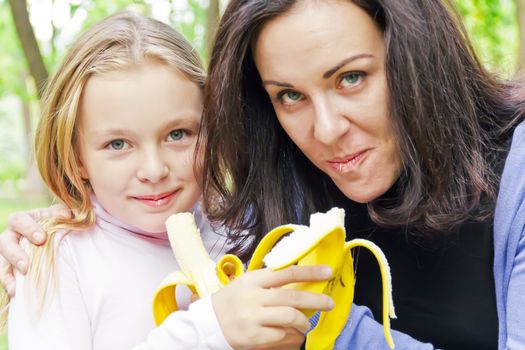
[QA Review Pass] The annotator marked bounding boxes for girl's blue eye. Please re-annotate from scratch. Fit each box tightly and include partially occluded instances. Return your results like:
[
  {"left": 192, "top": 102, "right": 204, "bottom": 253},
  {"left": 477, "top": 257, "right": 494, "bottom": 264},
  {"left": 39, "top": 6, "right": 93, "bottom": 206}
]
[
  {"left": 168, "top": 129, "right": 185, "bottom": 141},
  {"left": 108, "top": 139, "right": 128, "bottom": 150},
  {"left": 339, "top": 72, "right": 364, "bottom": 88}
]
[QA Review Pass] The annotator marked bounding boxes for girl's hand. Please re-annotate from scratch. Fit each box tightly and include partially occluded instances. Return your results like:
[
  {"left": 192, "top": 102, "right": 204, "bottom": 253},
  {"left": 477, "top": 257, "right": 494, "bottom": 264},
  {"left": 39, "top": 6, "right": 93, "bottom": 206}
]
[
  {"left": 0, "top": 204, "right": 71, "bottom": 296},
  {"left": 212, "top": 264, "right": 334, "bottom": 350}
]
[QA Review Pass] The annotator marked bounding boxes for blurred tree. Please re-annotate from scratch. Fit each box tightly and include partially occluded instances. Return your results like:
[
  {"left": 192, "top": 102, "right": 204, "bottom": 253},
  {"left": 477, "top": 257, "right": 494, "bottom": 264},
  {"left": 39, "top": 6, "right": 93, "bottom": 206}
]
[
  {"left": 3, "top": 0, "right": 47, "bottom": 196},
  {"left": 7, "top": 0, "right": 47, "bottom": 98},
  {"left": 206, "top": 0, "right": 220, "bottom": 59}
]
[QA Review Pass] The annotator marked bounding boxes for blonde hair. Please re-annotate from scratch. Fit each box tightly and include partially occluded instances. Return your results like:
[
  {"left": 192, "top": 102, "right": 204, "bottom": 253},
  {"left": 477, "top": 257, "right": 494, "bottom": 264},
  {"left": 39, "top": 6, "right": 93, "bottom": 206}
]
[{"left": 0, "top": 11, "right": 205, "bottom": 328}]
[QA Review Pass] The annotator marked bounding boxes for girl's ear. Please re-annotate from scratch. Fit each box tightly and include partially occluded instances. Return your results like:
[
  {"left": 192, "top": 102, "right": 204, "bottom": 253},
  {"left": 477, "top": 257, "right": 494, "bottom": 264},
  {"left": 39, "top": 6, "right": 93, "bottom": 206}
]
[
  {"left": 77, "top": 155, "right": 89, "bottom": 180},
  {"left": 79, "top": 164, "right": 89, "bottom": 180},
  {"left": 75, "top": 140, "right": 89, "bottom": 180}
]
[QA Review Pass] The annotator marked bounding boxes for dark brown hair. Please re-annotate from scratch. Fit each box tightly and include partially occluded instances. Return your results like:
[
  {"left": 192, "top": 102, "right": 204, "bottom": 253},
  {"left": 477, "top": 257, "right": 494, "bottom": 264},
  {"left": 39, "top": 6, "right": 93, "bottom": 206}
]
[{"left": 200, "top": 0, "right": 525, "bottom": 260}]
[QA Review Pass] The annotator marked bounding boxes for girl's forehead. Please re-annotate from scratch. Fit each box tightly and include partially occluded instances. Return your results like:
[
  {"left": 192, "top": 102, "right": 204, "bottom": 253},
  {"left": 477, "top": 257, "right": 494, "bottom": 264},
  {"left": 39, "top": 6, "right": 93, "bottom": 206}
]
[{"left": 79, "top": 61, "right": 203, "bottom": 134}]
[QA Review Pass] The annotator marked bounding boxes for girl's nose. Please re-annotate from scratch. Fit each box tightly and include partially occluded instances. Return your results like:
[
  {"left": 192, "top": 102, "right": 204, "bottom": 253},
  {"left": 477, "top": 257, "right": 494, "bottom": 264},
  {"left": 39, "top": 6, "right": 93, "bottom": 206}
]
[{"left": 137, "top": 150, "right": 169, "bottom": 183}]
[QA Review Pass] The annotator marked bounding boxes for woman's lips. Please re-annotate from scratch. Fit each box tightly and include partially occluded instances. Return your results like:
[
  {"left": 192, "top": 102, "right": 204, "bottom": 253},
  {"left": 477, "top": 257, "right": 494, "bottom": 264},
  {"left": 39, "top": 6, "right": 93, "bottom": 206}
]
[
  {"left": 131, "top": 190, "right": 179, "bottom": 208},
  {"left": 327, "top": 149, "right": 370, "bottom": 173}
]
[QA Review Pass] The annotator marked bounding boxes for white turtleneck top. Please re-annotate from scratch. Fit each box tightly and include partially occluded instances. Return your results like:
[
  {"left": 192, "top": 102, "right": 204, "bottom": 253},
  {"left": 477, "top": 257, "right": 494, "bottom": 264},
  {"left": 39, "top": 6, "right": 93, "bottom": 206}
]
[{"left": 8, "top": 200, "right": 234, "bottom": 350}]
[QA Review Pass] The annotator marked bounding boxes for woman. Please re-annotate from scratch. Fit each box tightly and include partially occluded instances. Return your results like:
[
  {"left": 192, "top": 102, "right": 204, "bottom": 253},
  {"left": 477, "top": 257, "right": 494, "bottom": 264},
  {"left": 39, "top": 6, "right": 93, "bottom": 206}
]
[
  {"left": 3, "top": 0, "right": 525, "bottom": 348},
  {"left": 199, "top": 0, "right": 524, "bottom": 349}
]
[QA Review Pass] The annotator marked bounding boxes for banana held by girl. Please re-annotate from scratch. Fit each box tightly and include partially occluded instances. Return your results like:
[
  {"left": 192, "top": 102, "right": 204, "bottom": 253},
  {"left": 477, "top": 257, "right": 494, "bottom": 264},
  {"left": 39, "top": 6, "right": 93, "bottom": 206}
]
[{"left": 152, "top": 208, "right": 396, "bottom": 349}]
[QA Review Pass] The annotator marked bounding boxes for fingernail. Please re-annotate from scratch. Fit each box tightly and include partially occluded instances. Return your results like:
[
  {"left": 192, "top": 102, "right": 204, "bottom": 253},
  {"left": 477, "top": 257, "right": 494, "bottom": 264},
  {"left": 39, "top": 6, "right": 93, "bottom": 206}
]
[
  {"left": 6, "top": 283, "right": 15, "bottom": 297},
  {"left": 320, "top": 266, "right": 332, "bottom": 278},
  {"left": 328, "top": 297, "right": 334, "bottom": 309},
  {"left": 34, "top": 232, "right": 45, "bottom": 242},
  {"left": 16, "top": 260, "right": 28, "bottom": 273}
]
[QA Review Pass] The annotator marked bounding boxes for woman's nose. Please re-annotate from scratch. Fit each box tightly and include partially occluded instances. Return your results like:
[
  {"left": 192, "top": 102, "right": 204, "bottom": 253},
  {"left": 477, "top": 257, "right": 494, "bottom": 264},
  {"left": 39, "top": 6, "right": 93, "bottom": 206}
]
[{"left": 312, "top": 97, "right": 350, "bottom": 145}]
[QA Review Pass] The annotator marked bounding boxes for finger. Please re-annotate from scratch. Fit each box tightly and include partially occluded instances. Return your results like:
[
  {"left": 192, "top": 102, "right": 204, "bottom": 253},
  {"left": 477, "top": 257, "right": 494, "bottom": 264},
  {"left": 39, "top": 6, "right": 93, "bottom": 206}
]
[
  {"left": 262, "top": 288, "right": 334, "bottom": 312},
  {"left": 0, "top": 231, "right": 30, "bottom": 273},
  {"left": 257, "top": 265, "right": 332, "bottom": 289},
  {"left": 258, "top": 307, "right": 311, "bottom": 333},
  {"left": 7, "top": 211, "right": 46, "bottom": 245},
  {"left": 0, "top": 257, "right": 17, "bottom": 297},
  {"left": 190, "top": 293, "right": 200, "bottom": 303},
  {"left": 47, "top": 204, "right": 72, "bottom": 219},
  {"left": 4, "top": 270, "right": 16, "bottom": 297}
]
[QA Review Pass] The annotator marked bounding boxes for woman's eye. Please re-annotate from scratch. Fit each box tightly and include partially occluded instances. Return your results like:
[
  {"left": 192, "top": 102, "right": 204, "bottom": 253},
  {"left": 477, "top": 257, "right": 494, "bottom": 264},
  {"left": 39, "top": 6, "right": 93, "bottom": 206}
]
[
  {"left": 279, "top": 90, "right": 304, "bottom": 105},
  {"left": 339, "top": 72, "right": 365, "bottom": 88},
  {"left": 107, "top": 139, "right": 129, "bottom": 150},
  {"left": 167, "top": 129, "right": 185, "bottom": 141}
]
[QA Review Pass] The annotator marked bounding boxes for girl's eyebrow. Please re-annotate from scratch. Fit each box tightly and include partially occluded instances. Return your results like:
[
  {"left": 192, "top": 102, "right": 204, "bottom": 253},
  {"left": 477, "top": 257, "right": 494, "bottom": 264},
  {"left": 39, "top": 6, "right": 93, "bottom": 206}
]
[
  {"left": 90, "top": 128, "right": 130, "bottom": 137},
  {"left": 323, "top": 53, "right": 375, "bottom": 79}
]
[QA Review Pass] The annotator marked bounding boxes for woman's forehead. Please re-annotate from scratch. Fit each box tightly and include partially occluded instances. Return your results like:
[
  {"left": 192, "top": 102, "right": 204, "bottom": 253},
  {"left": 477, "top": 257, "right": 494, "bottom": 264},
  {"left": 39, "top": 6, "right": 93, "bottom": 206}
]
[{"left": 253, "top": 0, "right": 383, "bottom": 79}]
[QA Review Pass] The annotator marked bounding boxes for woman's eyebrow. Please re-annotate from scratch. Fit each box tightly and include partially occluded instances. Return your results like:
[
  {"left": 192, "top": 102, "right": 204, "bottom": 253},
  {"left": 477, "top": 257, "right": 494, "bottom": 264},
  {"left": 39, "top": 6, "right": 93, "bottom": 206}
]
[
  {"left": 323, "top": 53, "right": 375, "bottom": 79},
  {"left": 262, "top": 80, "right": 294, "bottom": 88}
]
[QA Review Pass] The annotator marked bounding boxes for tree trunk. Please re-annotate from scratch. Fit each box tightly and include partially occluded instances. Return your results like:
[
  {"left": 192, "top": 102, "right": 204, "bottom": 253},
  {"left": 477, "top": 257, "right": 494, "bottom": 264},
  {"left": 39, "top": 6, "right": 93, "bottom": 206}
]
[
  {"left": 516, "top": 0, "right": 525, "bottom": 76},
  {"left": 8, "top": 0, "right": 48, "bottom": 98},
  {"left": 206, "top": 0, "right": 220, "bottom": 60}
]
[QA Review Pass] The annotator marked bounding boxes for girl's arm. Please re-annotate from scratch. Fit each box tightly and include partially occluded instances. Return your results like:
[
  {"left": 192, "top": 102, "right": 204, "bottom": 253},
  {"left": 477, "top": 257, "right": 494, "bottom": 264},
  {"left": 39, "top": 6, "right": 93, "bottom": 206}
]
[
  {"left": 135, "top": 265, "right": 334, "bottom": 350},
  {"left": 7, "top": 236, "right": 92, "bottom": 350}
]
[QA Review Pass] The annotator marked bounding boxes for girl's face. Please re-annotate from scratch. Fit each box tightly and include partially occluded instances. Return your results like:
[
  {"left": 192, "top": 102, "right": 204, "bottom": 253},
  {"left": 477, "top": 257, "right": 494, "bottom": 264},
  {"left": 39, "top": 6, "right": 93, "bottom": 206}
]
[
  {"left": 254, "top": 0, "right": 402, "bottom": 203},
  {"left": 77, "top": 61, "right": 203, "bottom": 233}
]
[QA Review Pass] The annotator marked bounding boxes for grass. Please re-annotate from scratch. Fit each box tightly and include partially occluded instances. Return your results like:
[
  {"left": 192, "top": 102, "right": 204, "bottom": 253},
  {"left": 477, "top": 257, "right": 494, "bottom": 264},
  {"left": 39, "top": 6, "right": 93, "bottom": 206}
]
[{"left": 0, "top": 195, "right": 50, "bottom": 350}]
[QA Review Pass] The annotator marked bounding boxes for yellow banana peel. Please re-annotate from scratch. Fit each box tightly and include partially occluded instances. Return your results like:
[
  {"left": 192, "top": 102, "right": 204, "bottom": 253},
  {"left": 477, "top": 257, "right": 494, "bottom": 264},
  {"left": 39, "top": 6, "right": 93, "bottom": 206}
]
[{"left": 152, "top": 208, "right": 396, "bottom": 349}]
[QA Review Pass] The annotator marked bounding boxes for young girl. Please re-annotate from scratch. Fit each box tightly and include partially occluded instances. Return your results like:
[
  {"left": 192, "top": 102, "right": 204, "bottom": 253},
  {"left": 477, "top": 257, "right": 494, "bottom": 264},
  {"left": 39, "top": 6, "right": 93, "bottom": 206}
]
[{"left": 1, "top": 11, "right": 333, "bottom": 350}]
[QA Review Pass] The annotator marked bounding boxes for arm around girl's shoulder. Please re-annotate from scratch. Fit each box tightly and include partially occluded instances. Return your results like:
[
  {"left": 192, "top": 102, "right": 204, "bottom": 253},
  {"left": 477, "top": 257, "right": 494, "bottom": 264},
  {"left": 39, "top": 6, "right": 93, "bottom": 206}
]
[{"left": 494, "top": 120, "right": 525, "bottom": 349}]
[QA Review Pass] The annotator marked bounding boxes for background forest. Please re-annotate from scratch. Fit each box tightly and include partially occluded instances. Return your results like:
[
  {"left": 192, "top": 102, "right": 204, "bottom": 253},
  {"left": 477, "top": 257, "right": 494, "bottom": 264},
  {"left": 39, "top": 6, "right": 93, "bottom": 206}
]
[{"left": 0, "top": 0, "right": 524, "bottom": 346}]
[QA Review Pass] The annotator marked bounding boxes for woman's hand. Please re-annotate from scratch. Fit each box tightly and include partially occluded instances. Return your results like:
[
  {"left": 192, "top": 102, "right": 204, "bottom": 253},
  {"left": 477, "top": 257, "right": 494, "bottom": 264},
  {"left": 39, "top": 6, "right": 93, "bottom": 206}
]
[
  {"left": 0, "top": 204, "right": 71, "bottom": 296},
  {"left": 212, "top": 264, "right": 334, "bottom": 350}
]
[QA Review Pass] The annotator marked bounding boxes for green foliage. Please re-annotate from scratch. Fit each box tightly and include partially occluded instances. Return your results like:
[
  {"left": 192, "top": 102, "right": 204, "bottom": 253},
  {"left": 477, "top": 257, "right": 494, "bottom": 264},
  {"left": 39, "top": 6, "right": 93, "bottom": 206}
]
[
  {"left": 455, "top": 0, "right": 519, "bottom": 76},
  {"left": 172, "top": 0, "right": 209, "bottom": 61}
]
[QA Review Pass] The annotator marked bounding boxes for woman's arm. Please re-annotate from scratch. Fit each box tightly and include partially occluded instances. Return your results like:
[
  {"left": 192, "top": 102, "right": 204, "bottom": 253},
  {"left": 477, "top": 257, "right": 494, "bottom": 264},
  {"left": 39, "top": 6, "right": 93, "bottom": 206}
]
[
  {"left": 334, "top": 305, "right": 437, "bottom": 350},
  {"left": 506, "top": 229, "right": 525, "bottom": 348},
  {"left": 0, "top": 205, "right": 70, "bottom": 295},
  {"left": 494, "top": 120, "right": 525, "bottom": 349}
]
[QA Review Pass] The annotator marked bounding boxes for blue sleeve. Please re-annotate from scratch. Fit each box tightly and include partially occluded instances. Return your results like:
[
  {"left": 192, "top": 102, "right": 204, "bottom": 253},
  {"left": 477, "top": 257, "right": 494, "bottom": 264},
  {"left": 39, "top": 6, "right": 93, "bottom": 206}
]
[
  {"left": 494, "top": 121, "right": 525, "bottom": 349},
  {"left": 333, "top": 305, "right": 438, "bottom": 350},
  {"left": 506, "top": 227, "right": 525, "bottom": 348}
]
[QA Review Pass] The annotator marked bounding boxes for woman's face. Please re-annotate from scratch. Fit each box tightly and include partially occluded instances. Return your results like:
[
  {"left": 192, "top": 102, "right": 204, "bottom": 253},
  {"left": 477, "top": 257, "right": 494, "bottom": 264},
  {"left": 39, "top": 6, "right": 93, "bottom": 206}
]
[{"left": 253, "top": 0, "right": 402, "bottom": 203}]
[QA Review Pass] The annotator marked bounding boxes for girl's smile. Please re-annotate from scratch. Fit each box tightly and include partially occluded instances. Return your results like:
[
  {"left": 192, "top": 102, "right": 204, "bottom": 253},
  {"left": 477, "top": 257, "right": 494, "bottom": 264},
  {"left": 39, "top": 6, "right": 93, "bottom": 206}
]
[{"left": 130, "top": 189, "right": 181, "bottom": 209}]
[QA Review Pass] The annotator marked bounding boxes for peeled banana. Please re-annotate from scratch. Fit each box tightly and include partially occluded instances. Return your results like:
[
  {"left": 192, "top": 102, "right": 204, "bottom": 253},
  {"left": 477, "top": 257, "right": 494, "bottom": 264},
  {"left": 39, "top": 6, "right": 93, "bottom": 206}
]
[{"left": 152, "top": 208, "right": 396, "bottom": 349}]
